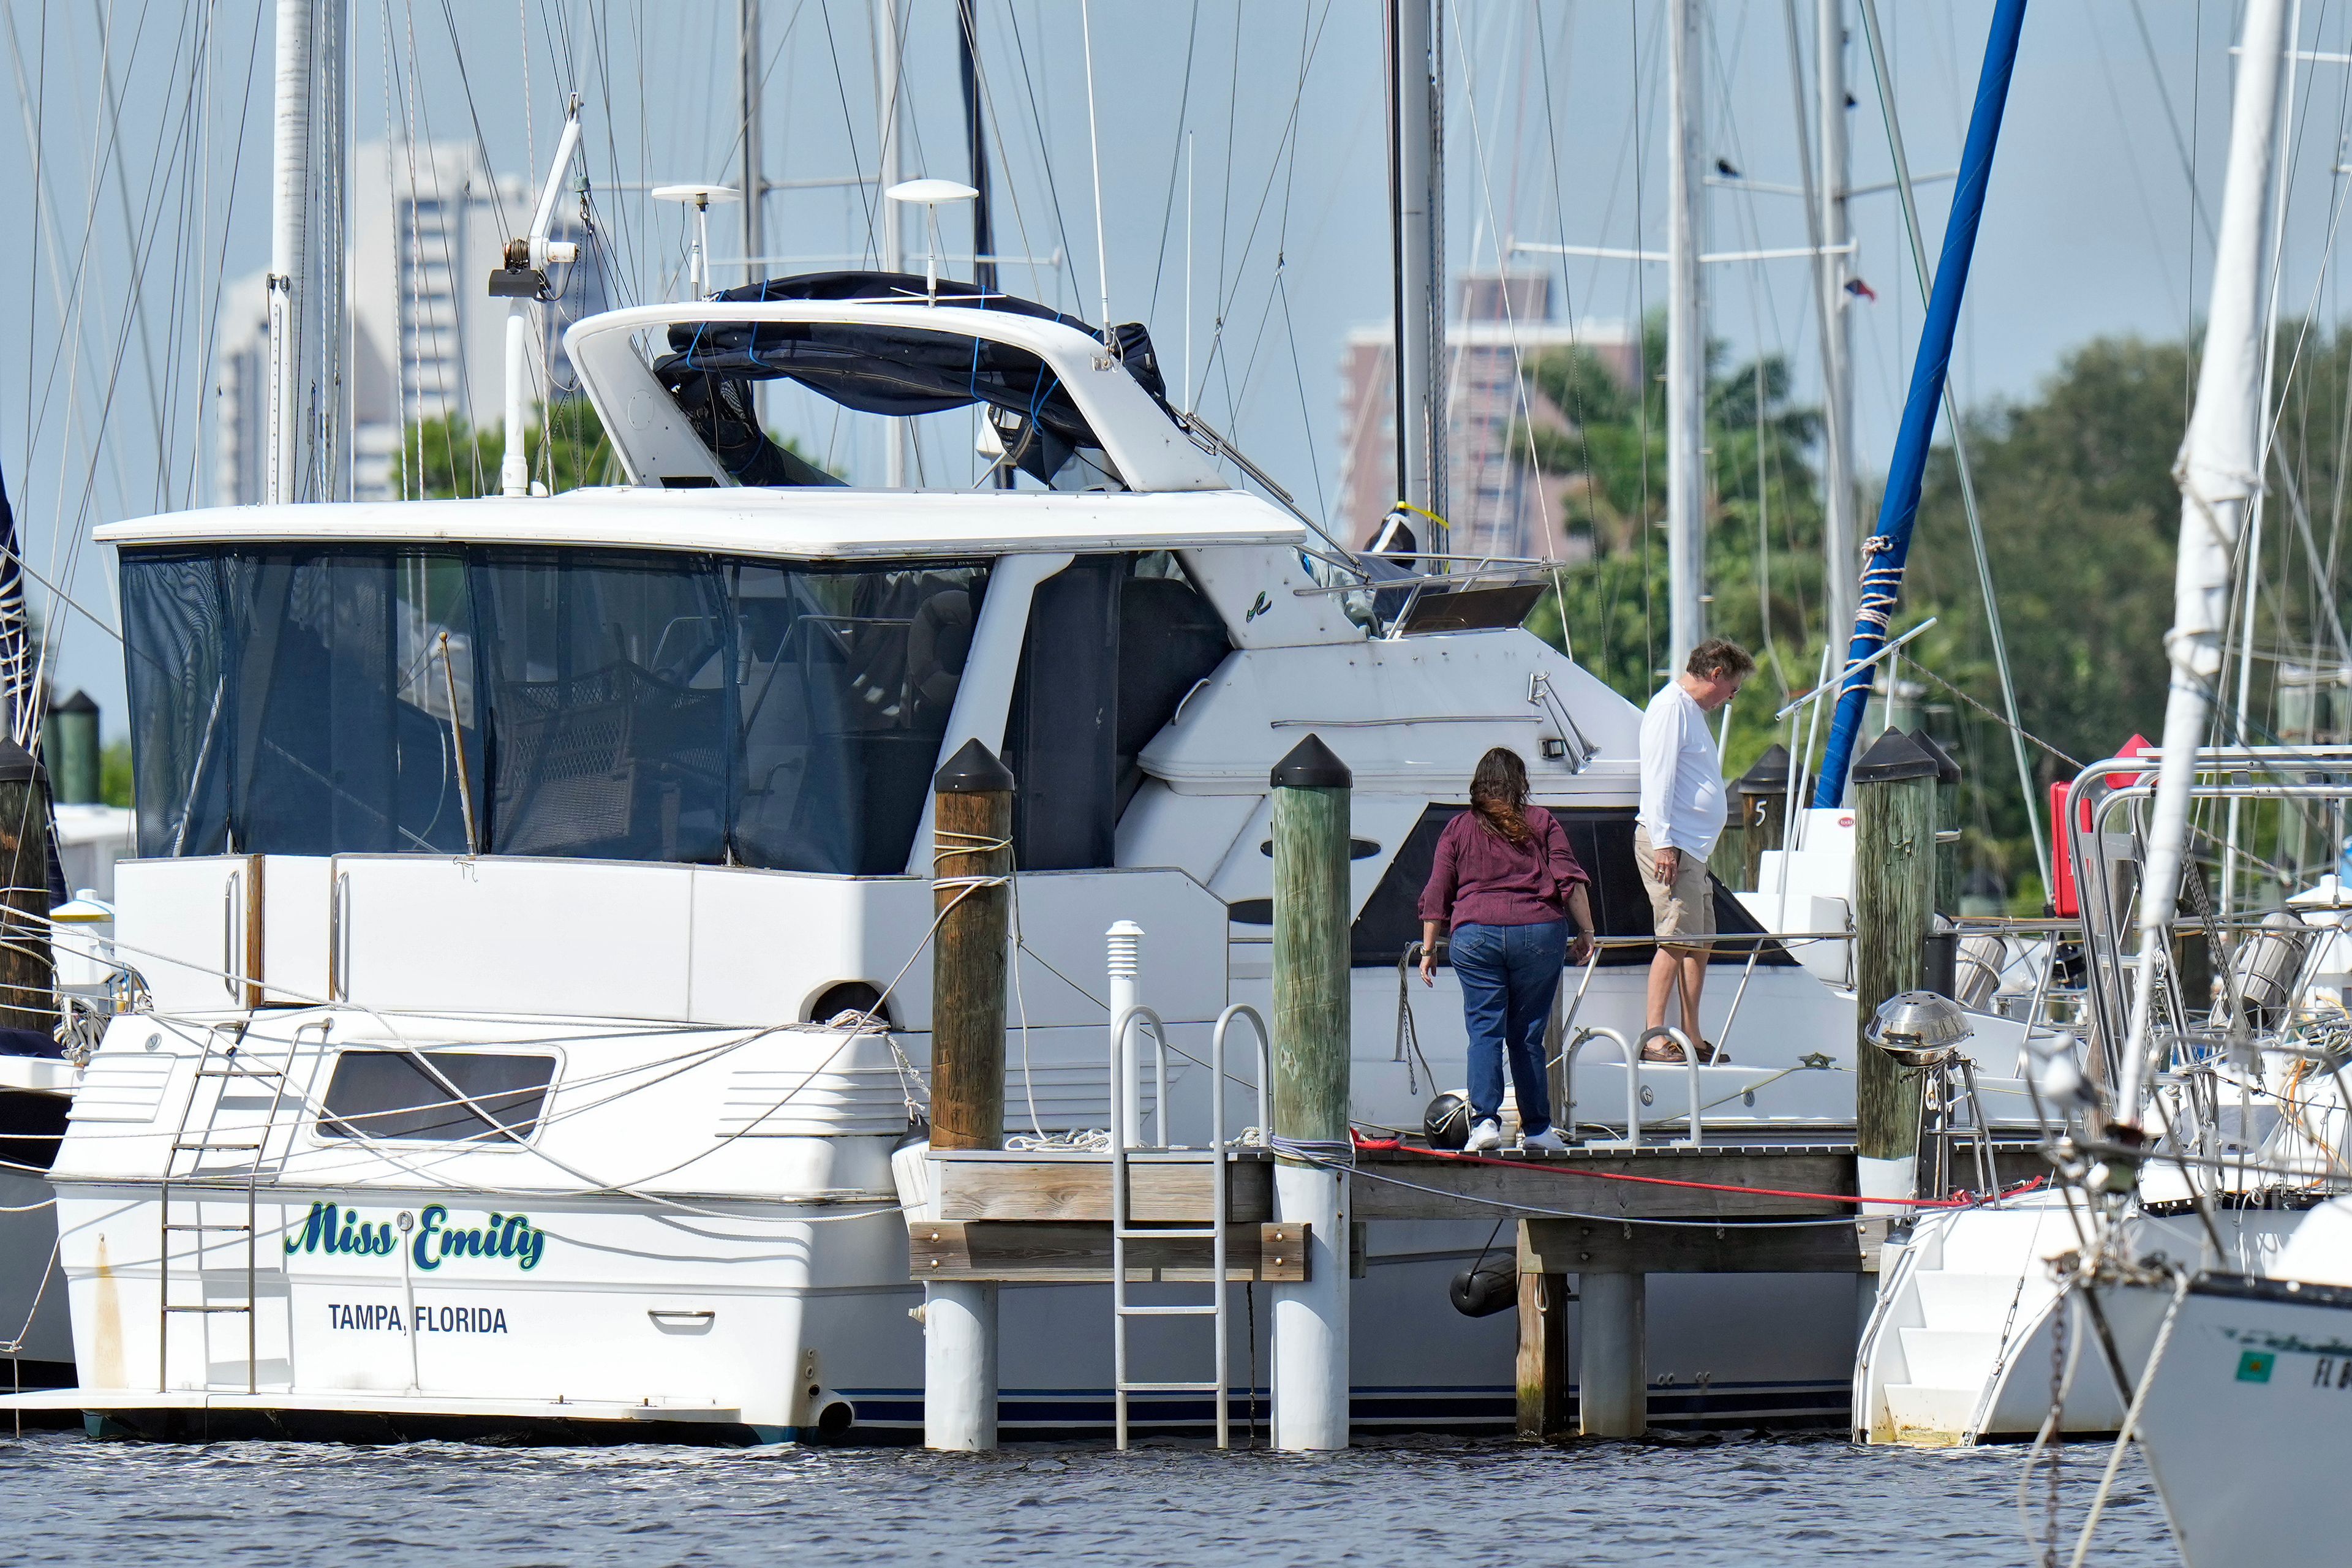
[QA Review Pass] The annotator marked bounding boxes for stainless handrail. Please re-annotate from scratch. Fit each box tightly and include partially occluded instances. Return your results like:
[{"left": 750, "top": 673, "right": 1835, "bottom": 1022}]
[
  {"left": 1643, "top": 1025, "right": 1707, "bottom": 1148},
  {"left": 1112, "top": 1005, "right": 1173, "bottom": 1149},
  {"left": 1212, "top": 1004, "right": 1272, "bottom": 1145},
  {"left": 1562, "top": 1025, "right": 1643, "bottom": 1150}
]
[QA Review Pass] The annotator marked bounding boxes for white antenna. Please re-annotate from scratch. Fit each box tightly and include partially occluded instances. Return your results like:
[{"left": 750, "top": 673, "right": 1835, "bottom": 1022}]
[
  {"left": 1079, "top": 0, "right": 1113, "bottom": 337},
  {"left": 652, "top": 184, "right": 743, "bottom": 301},
  {"left": 886, "top": 178, "right": 979, "bottom": 301},
  {"left": 1185, "top": 132, "right": 1194, "bottom": 411}
]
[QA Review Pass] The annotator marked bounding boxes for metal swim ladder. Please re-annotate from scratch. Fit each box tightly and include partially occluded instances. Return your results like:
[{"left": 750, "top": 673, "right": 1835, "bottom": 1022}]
[
  {"left": 156, "top": 1018, "right": 308, "bottom": 1393},
  {"left": 1107, "top": 1003, "right": 1268, "bottom": 1451}
]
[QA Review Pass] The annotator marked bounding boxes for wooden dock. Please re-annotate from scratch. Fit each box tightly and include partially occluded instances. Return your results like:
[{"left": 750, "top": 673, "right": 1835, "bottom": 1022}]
[{"left": 921, "top": 1139, "right": 2048, "bottom": 1436}]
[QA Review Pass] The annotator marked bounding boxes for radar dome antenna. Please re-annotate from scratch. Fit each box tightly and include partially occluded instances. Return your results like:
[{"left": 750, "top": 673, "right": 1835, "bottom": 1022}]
[
  {"left": 650, "top": 184, "right": 743, "bottom": 302},
  {"left": 886, "top": 179, "right": 980, "bottom": 303}
]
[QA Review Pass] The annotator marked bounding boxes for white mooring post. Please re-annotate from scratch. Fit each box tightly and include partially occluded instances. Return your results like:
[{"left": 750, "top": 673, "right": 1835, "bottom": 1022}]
[
  {"left": 923, "top": 1283, "right": 998, "bottom": 1451},
  {"left": 1269, "top": 735, "right": 1352, "bottom": 1450},
  {"left": 1578, "top": 1272, "right": 1647, "bottom": 1438}
]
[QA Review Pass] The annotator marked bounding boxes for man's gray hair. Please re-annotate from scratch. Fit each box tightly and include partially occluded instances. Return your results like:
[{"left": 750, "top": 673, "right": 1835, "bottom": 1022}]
[{"left": 1686, "top": 637, "right": 1756, "bottom": 682}]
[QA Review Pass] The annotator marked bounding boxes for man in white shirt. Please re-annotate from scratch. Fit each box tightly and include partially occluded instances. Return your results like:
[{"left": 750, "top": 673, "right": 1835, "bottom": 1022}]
[{"left": 1636, "top": 637, "right": 1755, "bottom": 1060}]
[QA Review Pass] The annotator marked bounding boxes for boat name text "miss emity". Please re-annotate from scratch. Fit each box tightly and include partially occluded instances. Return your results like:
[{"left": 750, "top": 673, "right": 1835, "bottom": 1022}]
[{"left": 284, "top": 1202, "right": 550, "bottom": 1270}]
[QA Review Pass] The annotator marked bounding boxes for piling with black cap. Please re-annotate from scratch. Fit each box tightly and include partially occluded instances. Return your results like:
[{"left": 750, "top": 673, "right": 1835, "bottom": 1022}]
[
  {"left": 1910, "top": 729, "right": 1963, "bottom": 914},
  {"left": 44, "top": 690, "right": 99, "bottom": 806},
  {"left": 1851, "top": 729, "right": 1939, "bottom": 1209},
  {"left": 924, "top": 737, "right": 1014, "bottom": 1453},
  {"left": 1270, "top": 733, "right": 1351, "bottom": 1451},
  {"left": 1721, "top": 742, "right": 1796, "bottom": 891},
  {"left": 0, "top": 737, "right": 53, "bottom": 1046}
]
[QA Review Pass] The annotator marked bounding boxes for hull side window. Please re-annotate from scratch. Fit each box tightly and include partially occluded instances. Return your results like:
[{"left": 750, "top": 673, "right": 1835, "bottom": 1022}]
[{"left": 319, "top": 1050, "right": 556, "bottom": 1142}]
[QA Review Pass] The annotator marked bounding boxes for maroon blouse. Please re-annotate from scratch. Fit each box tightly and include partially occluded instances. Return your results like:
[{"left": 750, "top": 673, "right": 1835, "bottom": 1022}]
[{"left": 1417, "top": 805, "right": 1590, "bottom": 932}]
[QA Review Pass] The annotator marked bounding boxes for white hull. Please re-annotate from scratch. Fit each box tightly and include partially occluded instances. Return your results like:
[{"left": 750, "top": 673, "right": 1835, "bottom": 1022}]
[
  {"left": 1856, "top": 1191, "right": 2301, "bottom": 1446},
  {"left": 2097, "top": 1271, "right": 2352, "bottom": 1567},
  {"left": 28, "top": 1159, "right": 1861, "bottom": 1442}
]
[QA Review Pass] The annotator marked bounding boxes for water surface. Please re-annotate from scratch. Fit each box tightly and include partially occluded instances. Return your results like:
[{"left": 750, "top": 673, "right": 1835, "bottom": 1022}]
[{"left": 0, "top": 1429, "right": 2177, "bottom": 1566}]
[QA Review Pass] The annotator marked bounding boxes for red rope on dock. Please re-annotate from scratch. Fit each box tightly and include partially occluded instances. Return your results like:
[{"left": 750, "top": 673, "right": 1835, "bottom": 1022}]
[{"left": 1346, "top": 1129, "right": 2046, "bottom": 1210}]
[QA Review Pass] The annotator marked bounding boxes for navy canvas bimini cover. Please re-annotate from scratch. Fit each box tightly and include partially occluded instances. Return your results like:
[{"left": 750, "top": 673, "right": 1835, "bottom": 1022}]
[{"left": 654, "top": 271, "right": 1173, "bottom": 486}]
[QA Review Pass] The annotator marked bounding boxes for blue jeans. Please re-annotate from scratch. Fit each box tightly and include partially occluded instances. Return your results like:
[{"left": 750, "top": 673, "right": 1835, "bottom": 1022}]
[{"left": 1451, "top": 919, "right": 1567, "bottom": 1134}]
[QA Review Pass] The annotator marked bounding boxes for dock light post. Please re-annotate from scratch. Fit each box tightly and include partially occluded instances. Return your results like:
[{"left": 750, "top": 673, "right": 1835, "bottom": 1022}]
[
  {"left": 924, "top": 739, "right": 1014, "bottom": 1452},
  {"left": 1852, "top": 729, "right": 1939, "bottom": 1213},
  {"left": 1270, "top": 734, "right": 1352, "bottom": 1451}
]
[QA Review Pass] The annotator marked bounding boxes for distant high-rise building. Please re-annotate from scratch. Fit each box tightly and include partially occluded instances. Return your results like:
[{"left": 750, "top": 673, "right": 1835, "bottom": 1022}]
[
  {"left": 1336, "top": 271, "right": 1635, "bottom": 562},
  {"left": 214, "top": 140, "right": 609, "bottom": 505}
]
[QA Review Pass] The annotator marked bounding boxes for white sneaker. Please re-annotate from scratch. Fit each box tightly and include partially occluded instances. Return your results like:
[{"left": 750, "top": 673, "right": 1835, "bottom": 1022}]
[
  {"left": 1464, "top": 1118, "right": 1504, "bottom": 1153},
  {"left": 1520, "top": 1126, "right": 1568, "bottom": 1153}
]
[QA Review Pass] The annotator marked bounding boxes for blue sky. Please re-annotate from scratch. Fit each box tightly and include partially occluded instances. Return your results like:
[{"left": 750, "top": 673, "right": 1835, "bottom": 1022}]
[{"left": 0, "top": 1, "right": 2332, "bottom": 731}]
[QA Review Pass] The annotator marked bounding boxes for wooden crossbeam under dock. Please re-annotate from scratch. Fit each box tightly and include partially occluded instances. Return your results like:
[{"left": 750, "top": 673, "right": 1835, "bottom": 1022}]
[
  {"left": 908, "top": 1219, "right": 1309, "bottom": 1283},
  {"left": 930, "top": 1140, "right": 2046, "bottom": 1229}
]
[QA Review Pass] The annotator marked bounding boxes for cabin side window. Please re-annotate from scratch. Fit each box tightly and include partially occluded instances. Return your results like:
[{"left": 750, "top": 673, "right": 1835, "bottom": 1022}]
[
  {"left": 121, "top": 548, "right": 483, "bottom": 859},
  {"left": 1003, "top": 553, "right": 1229, "bottom": 870},
  {"left": 123, "top": 545, "right": 989, "bottom": 873}
]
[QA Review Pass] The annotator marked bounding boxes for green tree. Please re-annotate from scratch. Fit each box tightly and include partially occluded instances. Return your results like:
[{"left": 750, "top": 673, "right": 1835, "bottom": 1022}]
[
  {"left": 398, "top": 398, "right": 617, "bottom": 499},
  {"left": 100, "top": 738, "right": 132, "bottom": 809},
  {"left": 1517, "top": 309, "right": 1828, "bottom": 767},
  {"left": 1508, "top": 323, "right": 2348, "bottom": 911}
]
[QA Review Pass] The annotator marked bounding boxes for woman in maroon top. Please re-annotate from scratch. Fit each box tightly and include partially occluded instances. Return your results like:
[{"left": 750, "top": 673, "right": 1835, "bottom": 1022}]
[{"left": 1418, "top": 748, "right": 1597, "bottom": 1153}]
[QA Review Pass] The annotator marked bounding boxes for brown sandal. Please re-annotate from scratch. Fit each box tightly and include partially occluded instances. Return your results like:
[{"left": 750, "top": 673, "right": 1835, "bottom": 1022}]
[{"left": 1638, "top": 1030, "right": 1729, "bottom": 1065}]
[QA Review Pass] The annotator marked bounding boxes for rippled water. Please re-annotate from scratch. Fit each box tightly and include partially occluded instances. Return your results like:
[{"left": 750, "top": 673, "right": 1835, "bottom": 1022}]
[{"left": 0, "top": 1428, "right": 2177, "bottom": 1566}]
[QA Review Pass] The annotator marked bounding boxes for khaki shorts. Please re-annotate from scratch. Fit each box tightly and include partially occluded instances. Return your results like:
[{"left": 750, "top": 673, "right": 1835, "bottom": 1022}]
[{"left": 1634, "top": 824, "right": 1715, "bottom": 954}]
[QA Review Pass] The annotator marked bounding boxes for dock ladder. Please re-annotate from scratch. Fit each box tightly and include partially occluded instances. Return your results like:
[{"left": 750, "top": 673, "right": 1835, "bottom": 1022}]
[
  {"left": 1108, "top": 1002, "right": 1269, "bottom": 1450},
  {"left": 156, "top": 1018, "right": 308, "bottom": 1394}
]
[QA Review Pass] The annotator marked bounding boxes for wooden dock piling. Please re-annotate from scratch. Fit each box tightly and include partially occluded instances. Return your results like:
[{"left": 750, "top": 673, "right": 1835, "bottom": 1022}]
[
  {"left": 1851, "top": 730, "right": 1939, "bottom": 1211},
  {"left": 1735, "top": 742, "right": 1793, "bottom": 890},
  {"left": 0, "top": 737, "right": 55, "bottom": 1040},
  {"left": 1515, "top": 1221, "right": 1569, "bottom": 1438},
  {"left": 924, "top": 739, "right": 1014, "bottom": 1452},
  {"left": 1269, "top": 733, "right": 1352, "bottom": 1452}
]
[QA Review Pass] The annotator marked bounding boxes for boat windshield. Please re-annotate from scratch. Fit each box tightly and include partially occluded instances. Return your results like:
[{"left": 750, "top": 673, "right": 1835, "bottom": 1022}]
[{"left": 121, "top": 545, "right": 989, "bottom": 873}]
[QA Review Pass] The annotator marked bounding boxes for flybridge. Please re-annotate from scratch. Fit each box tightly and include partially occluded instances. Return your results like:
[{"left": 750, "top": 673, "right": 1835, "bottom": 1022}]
[{"left": 562, "top": 271, "right": 1230, "bottom": 497}]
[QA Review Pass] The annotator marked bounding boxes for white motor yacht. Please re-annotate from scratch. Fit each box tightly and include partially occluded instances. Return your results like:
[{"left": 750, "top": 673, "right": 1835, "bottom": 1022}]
[{"left": 1, "top": 276, "right": 2056, "bottom": 1442}]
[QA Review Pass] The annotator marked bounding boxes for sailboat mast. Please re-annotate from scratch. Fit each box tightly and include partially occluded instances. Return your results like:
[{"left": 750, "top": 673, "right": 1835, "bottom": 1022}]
[
  {"left": 2116, "top": 0, "right": 2293, "bottom": 1126},
  {"left": 742, "top": 0, "right": 763, "bottom": 288},
  {"left": 265, "top": 0, "right": 313, "bottom": 507},
  {"left": 874, "top": 0, "right": 906, "bottom": 486},
  {"left": 1388, "top": 0, "right": 1444, "bottom": 546},
  {"left": 1817, "top": 0, "right": 1856, "bottom": 643},
  {"left": 957, "top": 0, "right": 996, "bottom": 298},
  {"left": 1667, "top": 0, "right": 1706, "bottom": 671}
]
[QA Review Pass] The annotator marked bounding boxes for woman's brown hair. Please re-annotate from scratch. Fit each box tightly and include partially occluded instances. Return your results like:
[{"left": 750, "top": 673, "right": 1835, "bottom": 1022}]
[{"left": 1469, "top": 747, "right": 1531, "bottom": 844}]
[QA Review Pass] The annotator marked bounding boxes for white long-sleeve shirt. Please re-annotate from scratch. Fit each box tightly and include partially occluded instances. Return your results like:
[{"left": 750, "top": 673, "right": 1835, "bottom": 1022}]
[{"left": 1638, "top": 680, "right": 1727, "bottom": 857}]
